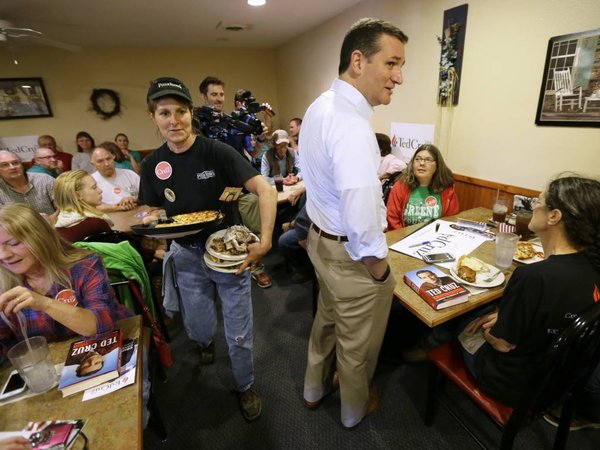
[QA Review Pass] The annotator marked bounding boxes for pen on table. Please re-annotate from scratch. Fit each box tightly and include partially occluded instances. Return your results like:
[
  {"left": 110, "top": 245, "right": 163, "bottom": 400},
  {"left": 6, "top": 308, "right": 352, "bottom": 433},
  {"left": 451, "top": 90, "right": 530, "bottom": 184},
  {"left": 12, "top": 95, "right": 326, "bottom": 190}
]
[{"left": 409, "top": 241, "right": 431, "bottom": 248}]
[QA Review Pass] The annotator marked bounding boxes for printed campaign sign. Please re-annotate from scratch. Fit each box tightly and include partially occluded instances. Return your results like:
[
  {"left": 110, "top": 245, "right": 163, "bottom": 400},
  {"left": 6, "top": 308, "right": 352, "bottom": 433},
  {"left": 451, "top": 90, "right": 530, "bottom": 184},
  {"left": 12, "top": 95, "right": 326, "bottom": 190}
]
[
  {"left": 389, "top": 219, "right": 489, "bottom": 270},
  {"left": 389, "top": 123, "right": 434, "bottom": 164},
  {"left": 0, "top": 135, "right": 39, "bottom": 161}
]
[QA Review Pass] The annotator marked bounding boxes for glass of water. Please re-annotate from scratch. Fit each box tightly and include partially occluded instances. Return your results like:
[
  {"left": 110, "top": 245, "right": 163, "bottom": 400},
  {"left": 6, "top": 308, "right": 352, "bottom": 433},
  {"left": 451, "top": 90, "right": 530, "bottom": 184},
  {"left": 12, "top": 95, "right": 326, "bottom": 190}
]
[
  {"left": 7, "top": 336, "right": 57, "bottom": 393},
  {"left": 495, "top": 232, "right": 519, "bottom": 269}
]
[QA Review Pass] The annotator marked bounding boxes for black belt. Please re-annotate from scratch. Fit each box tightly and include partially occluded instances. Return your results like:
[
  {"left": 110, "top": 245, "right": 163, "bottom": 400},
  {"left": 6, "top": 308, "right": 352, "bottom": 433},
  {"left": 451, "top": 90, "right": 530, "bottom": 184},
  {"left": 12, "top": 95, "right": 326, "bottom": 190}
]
[{"left": 311, "top": 224, "right": 348, "bottom": 242}]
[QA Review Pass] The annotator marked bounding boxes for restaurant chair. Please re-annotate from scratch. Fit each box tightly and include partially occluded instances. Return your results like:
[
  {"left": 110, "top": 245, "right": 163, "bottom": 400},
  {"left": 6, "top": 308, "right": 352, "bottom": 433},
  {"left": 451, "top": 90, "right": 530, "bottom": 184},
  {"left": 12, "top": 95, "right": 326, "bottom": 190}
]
[
  {"left": 79, "top": 235, "right": 170, "bottom": 341},
  {"left": 553, "top": 68, "right": 583, "bottom": 111},
  {"left": 423, "top": 303, "right": 600, "bottom": 450}
]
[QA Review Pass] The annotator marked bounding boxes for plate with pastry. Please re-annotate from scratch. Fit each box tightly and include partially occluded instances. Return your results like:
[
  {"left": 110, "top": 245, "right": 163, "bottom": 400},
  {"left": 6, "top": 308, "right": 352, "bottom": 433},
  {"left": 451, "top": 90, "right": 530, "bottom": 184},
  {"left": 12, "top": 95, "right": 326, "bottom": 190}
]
[
  {"left": 513, "top": 241, "right": 545, "bottom": 264},
  {"left": 450, "top": 256, "right": 505, "bottom": 288}
]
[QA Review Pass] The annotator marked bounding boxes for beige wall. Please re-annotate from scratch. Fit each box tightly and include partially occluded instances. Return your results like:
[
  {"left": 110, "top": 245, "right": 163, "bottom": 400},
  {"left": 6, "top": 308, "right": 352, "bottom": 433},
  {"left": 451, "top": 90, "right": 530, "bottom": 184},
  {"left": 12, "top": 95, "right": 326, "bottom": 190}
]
[
  {"left": 2, "top": 0, "right": 598, "bottom": 190},
  {"left": 0, "top": 47, "right": 278, "bottom": 153},
  {"left": 275, "top": 0, "right": 600, "bottom": 190}
]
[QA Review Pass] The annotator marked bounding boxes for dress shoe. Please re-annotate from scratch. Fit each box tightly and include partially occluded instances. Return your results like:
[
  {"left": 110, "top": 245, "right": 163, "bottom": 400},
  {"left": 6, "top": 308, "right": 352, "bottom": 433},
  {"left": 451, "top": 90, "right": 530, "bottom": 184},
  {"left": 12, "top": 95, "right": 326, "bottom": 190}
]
[
  {"left": 303, "top": 372, "right": 340, "bottom": 410},
  {"left": 342, "top": 387, "right": 380, "bottom": 429}
]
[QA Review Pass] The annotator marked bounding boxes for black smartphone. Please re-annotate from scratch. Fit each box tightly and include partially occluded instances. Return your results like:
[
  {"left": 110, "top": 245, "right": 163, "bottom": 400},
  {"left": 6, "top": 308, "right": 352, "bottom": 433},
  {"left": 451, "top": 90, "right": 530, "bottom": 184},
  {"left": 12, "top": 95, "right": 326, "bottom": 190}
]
[
  {"left": 0, "top": 370, "right": 27, "bottom": 400},
  {"left": 422, "top": 252, "right": 456, "bottom": 264}
]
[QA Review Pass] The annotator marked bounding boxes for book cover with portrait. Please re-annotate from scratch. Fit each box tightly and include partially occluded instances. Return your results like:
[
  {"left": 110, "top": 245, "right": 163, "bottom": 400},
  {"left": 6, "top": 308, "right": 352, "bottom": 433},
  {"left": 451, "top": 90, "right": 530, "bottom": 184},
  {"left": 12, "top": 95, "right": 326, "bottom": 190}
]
[
  {"left": 58, "top": 329, "right": 122, "bottom": 397},
  {"left": 403, "top": 265, "right": 469, "bottom": 310}
]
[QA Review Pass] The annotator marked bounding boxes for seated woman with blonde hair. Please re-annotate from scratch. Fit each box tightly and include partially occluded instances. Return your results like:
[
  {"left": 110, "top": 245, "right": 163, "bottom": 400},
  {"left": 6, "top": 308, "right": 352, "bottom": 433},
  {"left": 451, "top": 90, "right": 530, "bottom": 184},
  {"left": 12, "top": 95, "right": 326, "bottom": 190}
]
[
  {"left": 386, "top": 144, "right": 459, "bottom": 230},
  {"left": 53, "top": 170, "right": 113, "bottom": 243},
  {"left": 0, "top": 204, "right": 131, "bottom": 363}
]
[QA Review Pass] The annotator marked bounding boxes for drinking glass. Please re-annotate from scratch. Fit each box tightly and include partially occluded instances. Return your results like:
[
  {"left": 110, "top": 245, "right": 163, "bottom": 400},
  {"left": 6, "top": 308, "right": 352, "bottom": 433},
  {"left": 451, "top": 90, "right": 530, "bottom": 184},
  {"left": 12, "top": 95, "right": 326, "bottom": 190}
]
[
  {"left": 274, "top": 175, "right": 284, "bottom": 193},
  {"left": 7, "top": 336, "right": 57, "bottom": 394},
  {"left": 495, "top": 232, "right": 519, "bottom": 269},
  {"left": 492, "top": 197, "right": 508, "bottom": 223},
  {"left": 515, "top": 210, "right": 533, "bottom": 241}
]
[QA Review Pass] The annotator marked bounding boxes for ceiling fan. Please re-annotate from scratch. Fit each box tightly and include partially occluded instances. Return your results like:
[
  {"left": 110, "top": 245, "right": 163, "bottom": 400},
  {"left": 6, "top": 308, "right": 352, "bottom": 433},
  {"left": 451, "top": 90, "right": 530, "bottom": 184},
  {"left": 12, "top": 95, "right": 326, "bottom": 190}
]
[{"left": 0, "top": 19, "right": 81, "bottom": 63}]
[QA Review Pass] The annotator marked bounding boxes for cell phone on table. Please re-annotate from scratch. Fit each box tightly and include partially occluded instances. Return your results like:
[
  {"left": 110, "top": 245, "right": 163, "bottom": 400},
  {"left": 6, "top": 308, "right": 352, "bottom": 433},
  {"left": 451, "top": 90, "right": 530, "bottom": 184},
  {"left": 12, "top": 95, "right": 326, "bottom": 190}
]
[
  {"left": 422, "top": 253, "right": 456, "bottom": 264},
  {"left": 0, "top": 369, "right": 27, "bottom": 400}
]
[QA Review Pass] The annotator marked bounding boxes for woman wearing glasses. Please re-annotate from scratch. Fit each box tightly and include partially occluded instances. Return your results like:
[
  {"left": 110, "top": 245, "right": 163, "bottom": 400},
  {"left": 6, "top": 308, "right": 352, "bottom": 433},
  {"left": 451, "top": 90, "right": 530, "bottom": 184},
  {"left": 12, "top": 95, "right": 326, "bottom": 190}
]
[
  {"left": 462, "top": 176, "right": 600, "bottom": 429},
  {"left": 386, "top": 144, "right": 459, "bottom": 230}
]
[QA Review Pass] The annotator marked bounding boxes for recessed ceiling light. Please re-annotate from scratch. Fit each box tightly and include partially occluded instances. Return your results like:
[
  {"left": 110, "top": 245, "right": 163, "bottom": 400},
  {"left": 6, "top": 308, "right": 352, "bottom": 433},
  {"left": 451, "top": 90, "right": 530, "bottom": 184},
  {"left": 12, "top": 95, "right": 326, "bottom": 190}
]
[{"left": 248, "top": 0, "right": 266, "bottom": 6}]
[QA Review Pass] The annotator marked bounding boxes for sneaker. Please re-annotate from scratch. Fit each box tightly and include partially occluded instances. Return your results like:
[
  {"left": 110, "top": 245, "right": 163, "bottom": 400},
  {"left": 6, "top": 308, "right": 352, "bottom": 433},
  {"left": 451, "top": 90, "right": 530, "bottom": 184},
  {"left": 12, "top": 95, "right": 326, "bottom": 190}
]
[
  {"left": 251, "top": 264, "right": 272, "bottom": 288},
  {"left": 199, "top": 342, "right": 215, "bottom": 364},
  {"left": 238, "top": 386, "right": 262, "bottom": 421},
  {"left": 543, "top": 410, "right": 600, "bottom": 431}
]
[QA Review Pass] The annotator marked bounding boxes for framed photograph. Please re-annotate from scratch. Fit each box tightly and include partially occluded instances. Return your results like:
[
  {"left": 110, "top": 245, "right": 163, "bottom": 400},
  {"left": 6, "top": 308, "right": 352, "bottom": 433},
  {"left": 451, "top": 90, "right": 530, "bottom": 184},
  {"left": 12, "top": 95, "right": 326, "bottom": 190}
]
[
  {"left": 0, "top": 78, "right": 53, "bottom": 120},
  {"left": 535, "top": 28, "right": 600, "bottom": 127}
]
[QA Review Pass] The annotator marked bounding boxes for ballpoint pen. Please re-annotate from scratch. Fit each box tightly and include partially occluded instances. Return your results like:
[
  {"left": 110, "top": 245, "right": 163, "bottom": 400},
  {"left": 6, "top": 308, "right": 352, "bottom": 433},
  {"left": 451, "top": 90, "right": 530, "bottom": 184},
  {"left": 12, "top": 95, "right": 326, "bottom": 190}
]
[{"left": 409, "top": 241, "right": 431, "bottom": 248}]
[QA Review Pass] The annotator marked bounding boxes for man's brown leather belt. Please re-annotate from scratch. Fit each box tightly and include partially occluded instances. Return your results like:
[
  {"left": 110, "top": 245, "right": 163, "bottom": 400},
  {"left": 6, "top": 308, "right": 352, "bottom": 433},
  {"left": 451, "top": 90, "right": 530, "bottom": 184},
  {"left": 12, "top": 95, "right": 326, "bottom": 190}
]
[{"left": 311, "top": 224, "right": 348, "bottom": 242}]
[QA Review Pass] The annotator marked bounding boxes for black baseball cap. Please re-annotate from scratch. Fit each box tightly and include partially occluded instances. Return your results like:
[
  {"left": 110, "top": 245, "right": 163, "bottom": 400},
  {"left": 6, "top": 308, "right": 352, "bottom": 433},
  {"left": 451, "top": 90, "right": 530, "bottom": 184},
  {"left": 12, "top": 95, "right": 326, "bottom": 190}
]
[{"left": 147, "top": 77, "right": 193, "bottom": 103}]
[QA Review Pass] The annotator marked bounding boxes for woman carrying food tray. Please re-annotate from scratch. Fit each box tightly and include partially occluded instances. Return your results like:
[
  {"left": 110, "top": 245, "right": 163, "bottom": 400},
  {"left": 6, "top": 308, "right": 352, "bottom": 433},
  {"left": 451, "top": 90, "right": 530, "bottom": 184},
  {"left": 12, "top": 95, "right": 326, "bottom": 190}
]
[{"left": 138, "top": 77, "right": 276, "bottom": 422}]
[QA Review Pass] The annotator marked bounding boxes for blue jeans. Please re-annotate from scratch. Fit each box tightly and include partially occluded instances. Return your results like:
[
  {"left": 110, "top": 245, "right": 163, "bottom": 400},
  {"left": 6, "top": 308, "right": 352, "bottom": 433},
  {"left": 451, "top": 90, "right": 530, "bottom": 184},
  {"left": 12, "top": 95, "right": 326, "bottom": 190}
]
[
  {"left": 278, "top": 228, "right": 311, "bottom": 273},
  {"left": 170, "top": 241, "right": 254, "bottom": 391}
]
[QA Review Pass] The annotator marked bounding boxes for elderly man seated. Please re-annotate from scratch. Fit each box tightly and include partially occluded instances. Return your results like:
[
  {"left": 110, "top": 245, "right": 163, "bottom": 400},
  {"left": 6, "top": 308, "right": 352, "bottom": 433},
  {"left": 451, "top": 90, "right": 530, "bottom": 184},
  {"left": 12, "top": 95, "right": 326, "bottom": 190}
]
[
  {"left": 90, "top": 146, "right": 140, "bottom": 212},
  {"left": 261, "top": 130, "right": 301, "bottom": 186},
  {"left": 0, "top": 150, "right": 55, "bottom": 215},
  {"left": 38, "top": 134, "right": 72, "bottom": 171},
  {"left": 27, "top": 147, "right": 62, "bottom": 178}
]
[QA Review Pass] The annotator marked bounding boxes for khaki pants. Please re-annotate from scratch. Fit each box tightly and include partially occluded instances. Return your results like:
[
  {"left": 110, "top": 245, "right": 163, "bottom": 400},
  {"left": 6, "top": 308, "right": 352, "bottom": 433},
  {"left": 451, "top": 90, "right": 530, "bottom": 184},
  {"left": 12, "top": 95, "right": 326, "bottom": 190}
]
[
  {"left": 238, "top": 193, "right": 261, "bottom": 235},
  {"left": 303, "top": 227, "right": 395, "bottom": 428}
]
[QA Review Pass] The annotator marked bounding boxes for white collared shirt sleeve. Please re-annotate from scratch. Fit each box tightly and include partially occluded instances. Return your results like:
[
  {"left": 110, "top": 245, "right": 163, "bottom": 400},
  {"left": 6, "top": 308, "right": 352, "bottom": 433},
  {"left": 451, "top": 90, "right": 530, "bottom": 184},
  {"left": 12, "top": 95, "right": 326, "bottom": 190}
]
[{"left": 260, "top": 153, "right": 274, "bottom": 185}]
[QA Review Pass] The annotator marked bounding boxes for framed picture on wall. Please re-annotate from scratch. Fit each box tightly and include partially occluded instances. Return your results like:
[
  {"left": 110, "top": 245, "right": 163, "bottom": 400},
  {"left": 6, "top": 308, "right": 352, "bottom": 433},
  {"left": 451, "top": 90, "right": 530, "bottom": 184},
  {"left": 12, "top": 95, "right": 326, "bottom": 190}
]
[
  {"left": 535, "top": 28, "right": 600, "bottom": 128},
  {"left": 0, "top": 78, "right": 53, "bottom": 120}
]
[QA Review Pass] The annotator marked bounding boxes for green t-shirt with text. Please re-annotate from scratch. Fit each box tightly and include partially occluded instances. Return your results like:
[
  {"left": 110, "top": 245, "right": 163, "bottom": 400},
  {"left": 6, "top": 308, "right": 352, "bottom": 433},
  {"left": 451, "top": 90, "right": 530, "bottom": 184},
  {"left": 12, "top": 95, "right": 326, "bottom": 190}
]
[{"left": 403, "top": 186, "right": 442, "bottom": 225}]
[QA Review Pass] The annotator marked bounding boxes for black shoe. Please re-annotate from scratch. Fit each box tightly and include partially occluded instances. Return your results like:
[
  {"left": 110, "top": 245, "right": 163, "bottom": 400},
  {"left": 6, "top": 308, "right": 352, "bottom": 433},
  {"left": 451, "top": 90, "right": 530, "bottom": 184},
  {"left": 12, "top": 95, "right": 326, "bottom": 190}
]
[
  {"left": 238, "top": 386, "right": 262, "bottom": 421},
  {"left": 199, "top": 342, "right": 215, "bottom": 364},
  {"left": 291, "top": 271, "right": 312, "bottom": 284}
]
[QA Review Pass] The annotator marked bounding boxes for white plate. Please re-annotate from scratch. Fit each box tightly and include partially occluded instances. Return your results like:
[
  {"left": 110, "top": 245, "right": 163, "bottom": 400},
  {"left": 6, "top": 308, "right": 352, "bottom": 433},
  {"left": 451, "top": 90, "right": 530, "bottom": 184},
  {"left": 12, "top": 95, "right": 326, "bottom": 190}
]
[
  {"left": 450, "top": 263, "right": 505, "bottom": 288},
  {"left": 205, "top": 260, "right": 244, "bottom": 274},
  {"left": 513, "top": 242, "right": 545, "bottom": 264},
  {"left": 205, "top": 229, "right": 256, "bottom": 261},
  {"left": 203, "top": 252, "right": 245, "bottom": 268}
]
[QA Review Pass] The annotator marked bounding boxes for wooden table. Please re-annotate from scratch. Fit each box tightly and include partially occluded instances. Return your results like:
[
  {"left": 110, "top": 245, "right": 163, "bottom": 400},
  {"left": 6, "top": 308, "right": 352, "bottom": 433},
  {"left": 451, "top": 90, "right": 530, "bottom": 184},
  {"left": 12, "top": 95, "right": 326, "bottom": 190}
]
[
  {"left": 387, "top": 207, "right": 518, "bottom": 327},
  {"left": 277, "top": 180, "right": 305, "bottom": 204},
  {"left": 0, "top": 316, "right": 143, "bottom": 449},
  {"left": 107, "top": 205, "right": 152, "bottom": 233}
]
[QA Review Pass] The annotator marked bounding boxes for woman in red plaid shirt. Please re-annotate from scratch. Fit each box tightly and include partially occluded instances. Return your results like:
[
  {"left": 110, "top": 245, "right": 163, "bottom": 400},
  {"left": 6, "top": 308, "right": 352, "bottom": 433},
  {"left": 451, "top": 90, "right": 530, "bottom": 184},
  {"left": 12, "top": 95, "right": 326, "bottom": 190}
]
[{"left": 0, "top": 204, "right": 131, "bottom": 364}]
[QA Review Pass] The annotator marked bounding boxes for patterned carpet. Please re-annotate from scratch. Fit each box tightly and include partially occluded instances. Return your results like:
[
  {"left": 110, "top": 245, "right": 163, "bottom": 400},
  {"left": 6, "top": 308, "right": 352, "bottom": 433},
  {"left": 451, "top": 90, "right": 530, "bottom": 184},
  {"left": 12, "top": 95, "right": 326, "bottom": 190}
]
[{"left": 143, "top": 252, "right": 600, "bottom": 449}]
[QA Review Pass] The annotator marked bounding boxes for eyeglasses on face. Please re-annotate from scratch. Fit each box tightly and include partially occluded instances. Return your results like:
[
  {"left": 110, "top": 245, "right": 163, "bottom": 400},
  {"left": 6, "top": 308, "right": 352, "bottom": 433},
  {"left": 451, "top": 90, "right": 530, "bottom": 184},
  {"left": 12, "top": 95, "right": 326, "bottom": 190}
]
[
  {"left": 414, "top": 156, "right": 436, "bottom": 164},
  {"left": 36, "top": 155, "right": 56, "bottom": 160}
]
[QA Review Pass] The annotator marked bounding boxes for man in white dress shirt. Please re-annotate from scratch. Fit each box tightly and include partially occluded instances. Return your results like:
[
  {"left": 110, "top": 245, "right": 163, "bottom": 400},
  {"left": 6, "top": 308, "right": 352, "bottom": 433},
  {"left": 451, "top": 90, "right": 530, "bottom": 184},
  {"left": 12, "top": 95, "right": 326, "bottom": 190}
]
[
  {"left": 90, "top": 147, "right": 140, "bottom": 212},
  {"left": 300, "top": 18, "right": 408, "bottom": 428}
]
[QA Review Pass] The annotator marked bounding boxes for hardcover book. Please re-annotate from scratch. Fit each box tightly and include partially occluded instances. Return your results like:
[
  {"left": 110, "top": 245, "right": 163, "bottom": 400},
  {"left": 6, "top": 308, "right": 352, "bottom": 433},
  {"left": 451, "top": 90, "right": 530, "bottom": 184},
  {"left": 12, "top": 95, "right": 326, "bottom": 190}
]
[
  {"left": 58, "top": 330, "right": 122, "bottom": 397},
  {"left": 403, "top": 265, "right": 469, "bottom": 310}
]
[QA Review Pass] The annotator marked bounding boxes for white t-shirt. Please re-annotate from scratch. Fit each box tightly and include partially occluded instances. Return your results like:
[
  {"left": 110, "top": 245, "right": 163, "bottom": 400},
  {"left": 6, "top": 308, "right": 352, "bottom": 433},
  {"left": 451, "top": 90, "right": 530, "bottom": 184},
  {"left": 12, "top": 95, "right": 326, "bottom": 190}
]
[{"left": 92, "top": 169, "right": 140, "bottom": 205}]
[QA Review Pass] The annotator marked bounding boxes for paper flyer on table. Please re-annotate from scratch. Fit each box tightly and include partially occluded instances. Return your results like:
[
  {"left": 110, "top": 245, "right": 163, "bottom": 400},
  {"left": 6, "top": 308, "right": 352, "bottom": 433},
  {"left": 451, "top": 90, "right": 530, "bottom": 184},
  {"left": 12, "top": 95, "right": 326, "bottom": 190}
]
[
  {"left": 82, "top": 339, "right": 138, "bottom": 401},
  {"left": 389, "top": 220, "right": 489, "bottom": 269}
]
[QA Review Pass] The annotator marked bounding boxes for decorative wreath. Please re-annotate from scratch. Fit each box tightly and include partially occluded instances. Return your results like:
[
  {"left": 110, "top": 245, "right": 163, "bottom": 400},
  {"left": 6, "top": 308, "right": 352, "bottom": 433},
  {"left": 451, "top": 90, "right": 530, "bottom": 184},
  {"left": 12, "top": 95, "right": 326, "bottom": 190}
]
[{"left": 89, "top": 88, "right": 121, "bottom": 120}]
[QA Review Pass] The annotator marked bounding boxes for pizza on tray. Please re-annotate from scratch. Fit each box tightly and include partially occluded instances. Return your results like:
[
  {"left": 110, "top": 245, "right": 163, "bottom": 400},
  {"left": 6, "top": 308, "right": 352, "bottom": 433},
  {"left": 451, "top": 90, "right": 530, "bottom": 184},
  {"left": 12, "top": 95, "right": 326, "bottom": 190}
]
[{"left": 155, "top": 210, "right": 222, "bottom": 228}]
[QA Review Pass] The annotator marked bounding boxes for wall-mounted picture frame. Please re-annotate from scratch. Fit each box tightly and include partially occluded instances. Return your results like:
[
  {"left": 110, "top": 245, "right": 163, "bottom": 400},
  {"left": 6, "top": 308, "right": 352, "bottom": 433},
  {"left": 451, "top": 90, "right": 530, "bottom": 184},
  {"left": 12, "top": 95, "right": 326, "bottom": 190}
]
[
  {"left": 535, "top": 28, "right": 600, "bottom": 128},
  {"left": 0, "top": 78, "right": 53, "bottom": 120}
]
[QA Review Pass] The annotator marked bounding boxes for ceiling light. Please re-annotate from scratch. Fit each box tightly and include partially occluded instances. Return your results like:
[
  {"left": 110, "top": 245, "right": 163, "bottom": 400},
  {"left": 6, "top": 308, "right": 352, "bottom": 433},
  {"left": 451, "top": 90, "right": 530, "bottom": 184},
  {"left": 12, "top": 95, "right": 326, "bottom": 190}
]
[{"left": 248, "top": 0, "right": 266, "bottom": 6}]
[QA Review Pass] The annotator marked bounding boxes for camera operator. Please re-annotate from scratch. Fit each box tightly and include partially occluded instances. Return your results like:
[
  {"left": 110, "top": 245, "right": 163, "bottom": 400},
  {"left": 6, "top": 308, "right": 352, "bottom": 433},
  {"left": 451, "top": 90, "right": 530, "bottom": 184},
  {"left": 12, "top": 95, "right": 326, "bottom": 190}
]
[
  {"left": 196, "top": 78, "right": 269, "bottom": 166},
  {"left": 196, "top": 77, "right": 273, "bottom": 289}
]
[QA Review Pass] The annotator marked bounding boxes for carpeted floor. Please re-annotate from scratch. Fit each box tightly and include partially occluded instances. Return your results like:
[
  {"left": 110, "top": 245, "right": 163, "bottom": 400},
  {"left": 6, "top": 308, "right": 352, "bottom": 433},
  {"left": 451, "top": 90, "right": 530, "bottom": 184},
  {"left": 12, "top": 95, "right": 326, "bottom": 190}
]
[{"left": 143, "top": 251, "right": 600, "bottom": 449}]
